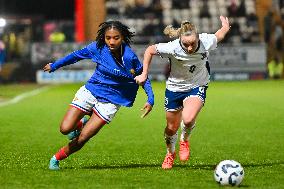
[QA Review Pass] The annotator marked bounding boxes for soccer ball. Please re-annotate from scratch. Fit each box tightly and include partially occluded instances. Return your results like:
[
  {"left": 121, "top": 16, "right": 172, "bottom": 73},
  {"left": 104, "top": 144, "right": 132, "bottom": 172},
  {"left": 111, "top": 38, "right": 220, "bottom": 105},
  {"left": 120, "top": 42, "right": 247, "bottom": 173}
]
[{"left": 214, "top": 160, "right": 244, "bottom": 186}]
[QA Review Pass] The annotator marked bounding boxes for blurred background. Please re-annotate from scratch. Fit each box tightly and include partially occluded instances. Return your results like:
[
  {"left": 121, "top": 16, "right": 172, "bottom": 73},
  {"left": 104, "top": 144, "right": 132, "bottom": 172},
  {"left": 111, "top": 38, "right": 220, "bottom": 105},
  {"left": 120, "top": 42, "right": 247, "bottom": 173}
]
[{"left": 0, "top": 0, "right": 283, "bottom": 83}]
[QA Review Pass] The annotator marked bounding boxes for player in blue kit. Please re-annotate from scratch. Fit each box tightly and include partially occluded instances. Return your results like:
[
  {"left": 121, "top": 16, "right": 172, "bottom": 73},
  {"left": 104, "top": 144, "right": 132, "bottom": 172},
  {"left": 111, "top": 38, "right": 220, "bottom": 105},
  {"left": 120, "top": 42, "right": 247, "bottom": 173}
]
[
  {"left": 135, "top": 16, "right": 230, "bottom": 169},
  {"left": 44, "top": 21, "right": 154, "bottom": 170}
]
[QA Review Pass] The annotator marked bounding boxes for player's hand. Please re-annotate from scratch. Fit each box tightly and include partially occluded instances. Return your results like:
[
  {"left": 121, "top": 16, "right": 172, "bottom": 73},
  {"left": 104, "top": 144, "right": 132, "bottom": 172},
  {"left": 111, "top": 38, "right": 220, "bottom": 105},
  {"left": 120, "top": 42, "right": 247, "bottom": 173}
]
[
  {"left": 220, "top": 16, "right": 230, "bottom": 31},
  {"left": 140, "top": 102, "right": 152, "bottom": 118},
  {"left": 134, "top": 74, "right": 147, "bottom": 85},
  {"left": 43, "top": 63, "right": 52, "bottom": 72}
]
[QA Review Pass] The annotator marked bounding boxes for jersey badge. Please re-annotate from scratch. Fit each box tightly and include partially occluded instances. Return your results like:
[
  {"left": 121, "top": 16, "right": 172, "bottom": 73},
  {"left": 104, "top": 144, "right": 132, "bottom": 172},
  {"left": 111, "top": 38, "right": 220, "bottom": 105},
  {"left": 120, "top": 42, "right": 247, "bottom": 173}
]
[{"left": 130, "top": 68, "right": 135, "bottom": 75}]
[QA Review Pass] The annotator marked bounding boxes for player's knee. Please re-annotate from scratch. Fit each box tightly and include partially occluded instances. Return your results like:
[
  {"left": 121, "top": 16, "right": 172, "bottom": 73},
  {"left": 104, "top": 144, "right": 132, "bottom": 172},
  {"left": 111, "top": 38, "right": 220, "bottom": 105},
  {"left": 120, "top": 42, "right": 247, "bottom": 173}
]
[
  {"left": 59, "top": 128, "right": 69, "bottom": 135},
  {"left": 60, "top": 121, "right": 73, "bottom": 135},
  {"left": 183, "top": 117, "right": 195, "bottom": 128},
  {"left": 165, "top": 126, "right": 178, "bottom": 136}
]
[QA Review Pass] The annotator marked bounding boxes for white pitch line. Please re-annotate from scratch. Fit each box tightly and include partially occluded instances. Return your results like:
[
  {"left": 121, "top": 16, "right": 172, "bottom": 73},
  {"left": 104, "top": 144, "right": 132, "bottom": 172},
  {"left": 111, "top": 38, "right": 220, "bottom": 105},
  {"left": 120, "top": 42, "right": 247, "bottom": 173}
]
[{"left": 0, "top": 86, "right": 50, "bottom": 107}]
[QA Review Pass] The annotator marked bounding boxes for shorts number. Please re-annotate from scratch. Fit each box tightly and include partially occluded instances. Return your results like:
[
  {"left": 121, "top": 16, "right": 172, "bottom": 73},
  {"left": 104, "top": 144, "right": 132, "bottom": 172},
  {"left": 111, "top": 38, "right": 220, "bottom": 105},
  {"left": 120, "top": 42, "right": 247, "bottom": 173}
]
[
  {"left": 189, "top": 65, "right": 196, "bottom": 73},
  {"left": 199, "top": 87, "right": 205, "bottom": 94},
  {"left": 165, "top": 97, "right": 169, "bottom": 106}
]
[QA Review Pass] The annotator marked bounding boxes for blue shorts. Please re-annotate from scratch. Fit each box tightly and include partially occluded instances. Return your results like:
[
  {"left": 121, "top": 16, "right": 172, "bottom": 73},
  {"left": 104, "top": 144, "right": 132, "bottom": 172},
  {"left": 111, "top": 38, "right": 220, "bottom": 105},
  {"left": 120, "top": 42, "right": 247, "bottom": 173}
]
[{"left": 164, "top": 86, "right": 208, "bottom": 111}]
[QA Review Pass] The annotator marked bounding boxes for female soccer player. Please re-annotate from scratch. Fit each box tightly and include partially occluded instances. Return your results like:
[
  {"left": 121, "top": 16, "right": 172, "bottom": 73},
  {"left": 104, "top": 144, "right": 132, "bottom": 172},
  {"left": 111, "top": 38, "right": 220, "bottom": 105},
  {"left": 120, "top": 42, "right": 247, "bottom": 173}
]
[
  {"left": 134, "top": 16, "right": 230, "bottom": 169},
  {"left": 44, "top": 21, "right": 154, "bottom": 170}
]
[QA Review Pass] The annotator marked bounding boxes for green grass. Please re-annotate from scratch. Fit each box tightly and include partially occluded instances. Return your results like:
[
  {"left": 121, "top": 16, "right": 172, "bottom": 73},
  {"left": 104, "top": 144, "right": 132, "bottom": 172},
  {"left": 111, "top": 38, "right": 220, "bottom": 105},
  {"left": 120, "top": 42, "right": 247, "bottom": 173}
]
[
  {"left": 0, "top": 80, "right": 284, "bottom": 189},
  {"left": 0, "top": 84, "right": 44, "bottom": 101}
]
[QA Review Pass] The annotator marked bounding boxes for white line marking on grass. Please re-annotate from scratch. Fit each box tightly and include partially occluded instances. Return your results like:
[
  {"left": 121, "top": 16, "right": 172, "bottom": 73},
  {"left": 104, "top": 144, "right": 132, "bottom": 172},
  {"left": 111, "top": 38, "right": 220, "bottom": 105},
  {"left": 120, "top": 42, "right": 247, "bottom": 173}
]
[{"left": 0, "top": 86, "right": 50, "bottom": 107}]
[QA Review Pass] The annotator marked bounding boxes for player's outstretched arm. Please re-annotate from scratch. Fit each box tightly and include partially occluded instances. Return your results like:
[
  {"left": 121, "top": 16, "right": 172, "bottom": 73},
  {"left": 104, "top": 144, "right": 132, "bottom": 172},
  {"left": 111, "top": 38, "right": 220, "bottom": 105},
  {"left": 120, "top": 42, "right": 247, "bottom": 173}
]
[
  {"left": 134, "top": 45, "right": 157, "bottom": 85},
  {"left": 215, "top": 16, "right": 230, "bottom": 42},
  {"left": 43, "top": 47, "right": 93, "bottom": 73}
]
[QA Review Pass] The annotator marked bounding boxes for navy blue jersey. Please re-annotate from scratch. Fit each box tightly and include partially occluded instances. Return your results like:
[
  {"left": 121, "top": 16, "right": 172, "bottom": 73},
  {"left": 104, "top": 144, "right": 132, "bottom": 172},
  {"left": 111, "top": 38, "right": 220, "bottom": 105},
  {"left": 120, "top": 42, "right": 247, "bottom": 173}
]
[{"left": 50, "top": 42, "right": 154, "bottom": 107}]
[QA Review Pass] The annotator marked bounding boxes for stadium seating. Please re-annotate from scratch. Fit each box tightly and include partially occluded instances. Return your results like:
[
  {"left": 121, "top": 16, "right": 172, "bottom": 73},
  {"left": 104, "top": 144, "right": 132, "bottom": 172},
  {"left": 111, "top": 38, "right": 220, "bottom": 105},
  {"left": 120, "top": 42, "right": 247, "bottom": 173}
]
[{"left": 105, "top": 0, "right": 261, "bottom": 44}]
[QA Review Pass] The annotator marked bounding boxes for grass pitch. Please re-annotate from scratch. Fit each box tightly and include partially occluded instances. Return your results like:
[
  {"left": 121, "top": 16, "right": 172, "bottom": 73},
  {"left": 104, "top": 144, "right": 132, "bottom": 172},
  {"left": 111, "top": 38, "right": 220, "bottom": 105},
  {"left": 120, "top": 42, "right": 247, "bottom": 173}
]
[{"left": 0, "top": 80, "right": 283, "bottom": 189}]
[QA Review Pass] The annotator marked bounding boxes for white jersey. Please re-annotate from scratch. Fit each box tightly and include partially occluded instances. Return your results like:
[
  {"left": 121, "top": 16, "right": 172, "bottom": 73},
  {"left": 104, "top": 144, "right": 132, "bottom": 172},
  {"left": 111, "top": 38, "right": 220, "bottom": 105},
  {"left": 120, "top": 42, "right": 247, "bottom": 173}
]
[{"left": 156, "top": 33, "right": 217, "bottom": 92}]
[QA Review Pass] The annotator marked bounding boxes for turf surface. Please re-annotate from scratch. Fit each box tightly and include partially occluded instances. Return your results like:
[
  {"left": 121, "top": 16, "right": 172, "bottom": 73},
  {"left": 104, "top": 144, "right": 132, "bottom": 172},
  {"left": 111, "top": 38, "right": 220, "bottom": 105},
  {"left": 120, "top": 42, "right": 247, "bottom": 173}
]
[{"left": 0, "top": 80, "right": 283, "bottom": 188}]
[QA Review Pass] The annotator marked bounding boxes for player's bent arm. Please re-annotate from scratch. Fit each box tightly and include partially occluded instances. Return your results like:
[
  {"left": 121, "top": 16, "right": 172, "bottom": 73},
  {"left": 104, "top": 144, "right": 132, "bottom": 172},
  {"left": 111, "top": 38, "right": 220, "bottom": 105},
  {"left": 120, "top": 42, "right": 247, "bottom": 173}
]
[
  {"left": 141, "top": 45, "right": 158, "bottom": 77},
  {"left": 215, "top": 16, "right": 230, "bottom": 43},
  {"left": 134, "top": 45, "right": 158, "bottom": 84}
]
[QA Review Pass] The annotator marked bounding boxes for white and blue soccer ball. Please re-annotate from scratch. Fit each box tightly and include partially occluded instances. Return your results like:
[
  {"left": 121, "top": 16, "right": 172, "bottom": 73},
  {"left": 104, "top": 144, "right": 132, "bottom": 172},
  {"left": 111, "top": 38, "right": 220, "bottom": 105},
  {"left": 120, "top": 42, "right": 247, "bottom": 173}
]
[{"left": 214, "top": 160, "right": 244, "bottom": 186}]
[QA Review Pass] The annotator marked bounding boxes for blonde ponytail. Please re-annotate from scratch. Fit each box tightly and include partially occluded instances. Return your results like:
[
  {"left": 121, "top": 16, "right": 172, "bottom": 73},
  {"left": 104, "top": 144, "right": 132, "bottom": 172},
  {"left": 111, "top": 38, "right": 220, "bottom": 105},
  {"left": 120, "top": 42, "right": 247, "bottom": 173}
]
[
  {"left": 163, "top": 20, "right": 197, "bottom": 38},
  {"left": 163, "top": 25, "right": 180, "bottom": 38}
]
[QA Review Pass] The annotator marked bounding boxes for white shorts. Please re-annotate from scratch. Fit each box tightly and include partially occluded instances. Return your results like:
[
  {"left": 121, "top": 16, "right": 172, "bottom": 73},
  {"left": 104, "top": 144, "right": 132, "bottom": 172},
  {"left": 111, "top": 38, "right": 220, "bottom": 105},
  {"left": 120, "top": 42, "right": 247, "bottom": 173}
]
[{"left": 71, "top": 86, "right": 120, "bottom": 123}]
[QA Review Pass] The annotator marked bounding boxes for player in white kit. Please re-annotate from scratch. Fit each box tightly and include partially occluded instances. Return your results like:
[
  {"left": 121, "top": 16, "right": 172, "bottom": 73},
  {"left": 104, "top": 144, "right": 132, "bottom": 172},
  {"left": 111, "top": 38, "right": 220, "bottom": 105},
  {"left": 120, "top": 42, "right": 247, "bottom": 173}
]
[{"left": 135, "top": 16, "right": 230, "bottom": 169}]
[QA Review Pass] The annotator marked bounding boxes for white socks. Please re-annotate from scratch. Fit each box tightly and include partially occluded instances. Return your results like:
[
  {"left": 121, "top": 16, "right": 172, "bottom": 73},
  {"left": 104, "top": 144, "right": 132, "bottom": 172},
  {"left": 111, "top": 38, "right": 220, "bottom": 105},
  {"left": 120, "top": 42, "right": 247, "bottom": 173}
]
[
  {"left": 164, "top": 132, "right": 178, "bottom": 154},
  {"left": 164, "top": 122, "right": 196, "bottom": 154},
  {"left": 180, "top": 121, "right": 195, "bottom": 142}
]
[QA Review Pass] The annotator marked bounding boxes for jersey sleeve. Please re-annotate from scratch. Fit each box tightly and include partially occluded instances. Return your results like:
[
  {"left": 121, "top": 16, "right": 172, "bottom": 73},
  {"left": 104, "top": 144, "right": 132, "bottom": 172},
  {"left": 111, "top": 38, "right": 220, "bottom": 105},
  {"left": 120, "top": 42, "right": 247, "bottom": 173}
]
[
  {"left": 50, "top": 46, "right": 93, "bottom": 72},
  {"left": 131, "top": 54, "right": 143, "bottom": 74},
  {"left": 155, "top": 41, "right": 175, "bottom": 58},
  {"left": 142, "top": 78, "right": 154, "bottom": 106},
  {"left": 199, "top": 33, "right": 218, "bottom": 51},
  {"left": 131, "top": 51, "right": 154, "bottom": 106}
]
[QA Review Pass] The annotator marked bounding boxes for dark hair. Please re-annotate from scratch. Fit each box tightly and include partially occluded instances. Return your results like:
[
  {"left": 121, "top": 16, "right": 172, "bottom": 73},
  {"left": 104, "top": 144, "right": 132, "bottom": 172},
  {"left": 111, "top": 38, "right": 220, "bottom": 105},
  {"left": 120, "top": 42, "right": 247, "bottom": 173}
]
[{"left": 96, "top": 21, "right": 135, "bottom": 49}]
